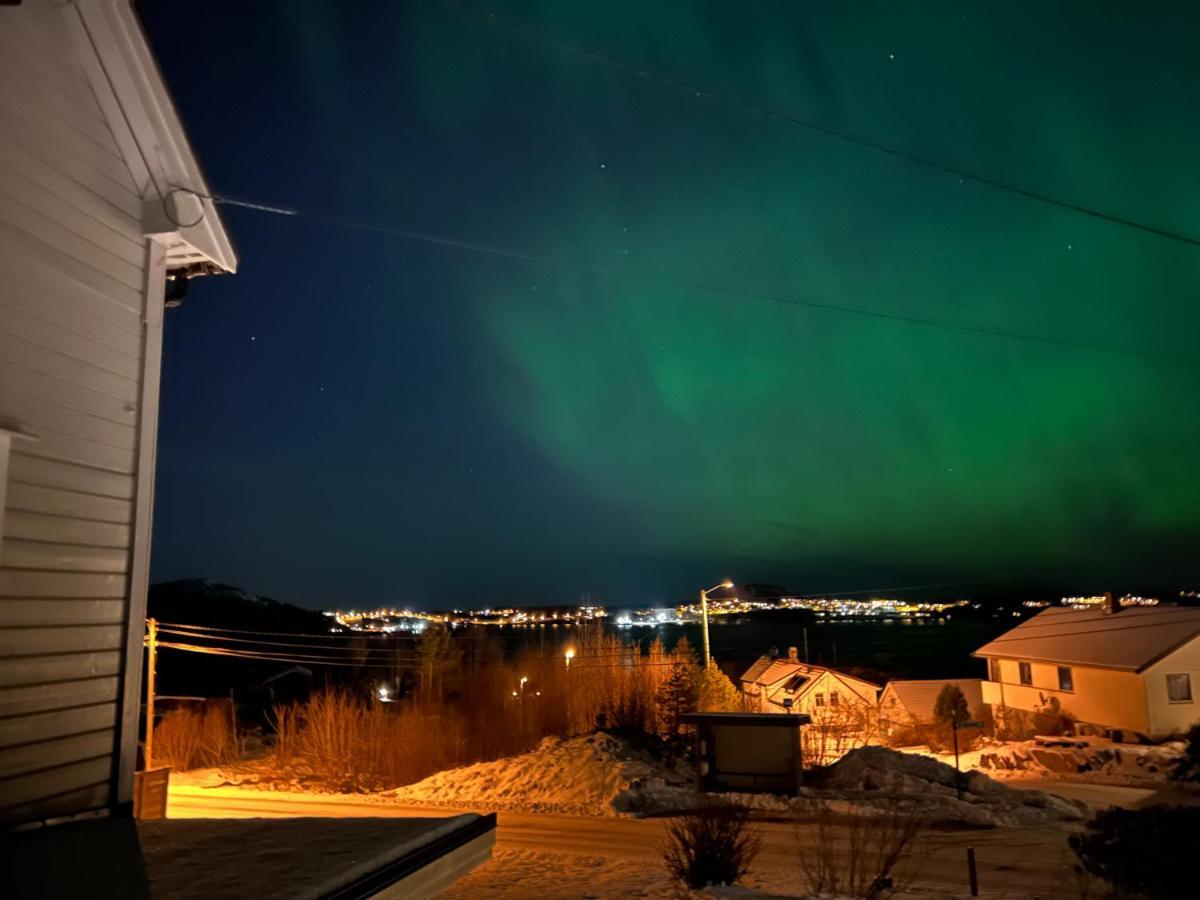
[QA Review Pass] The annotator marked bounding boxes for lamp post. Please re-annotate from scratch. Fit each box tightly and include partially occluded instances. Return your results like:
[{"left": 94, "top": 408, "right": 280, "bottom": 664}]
[{"left": 698, "top": 580, "right": 734, "bottom": 668}]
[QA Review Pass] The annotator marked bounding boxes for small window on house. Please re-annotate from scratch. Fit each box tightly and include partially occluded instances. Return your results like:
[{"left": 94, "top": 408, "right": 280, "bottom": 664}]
[
  {"left": 1019, "top": 662, "right": 1032, "bottom": 685},
  {"left": 1057, "top": 666, "right": 1073, "bottom": 692},
  {"left": 1167, "top": 674, "right": 1193, "bottom": 703},
  {"left": 815, "top": 693, "right": 825, "bottom": 707},
  {"left": 829, "top": 692, "right": 839, "bottom": 707},
  {"left": 988, "top": 659, "right": 1001, "bottom": 682}
]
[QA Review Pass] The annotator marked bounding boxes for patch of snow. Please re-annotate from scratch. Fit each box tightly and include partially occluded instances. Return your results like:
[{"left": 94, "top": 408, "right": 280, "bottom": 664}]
[
  {"left": 897, "top": 737, "right": 1186, "bottom": 787},
  {"left": 383, "top": 733, "right": 693, "bottom": 817},
  {"left": 806, "top": 745, "right": 1087, "bottom": 827}
]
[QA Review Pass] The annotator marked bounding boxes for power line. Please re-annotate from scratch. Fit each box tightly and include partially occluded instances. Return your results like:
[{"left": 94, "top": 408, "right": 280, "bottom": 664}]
[
  {"left": 178, "top": 186, "right": 1192, "bottom": 364},
  {"left": 156, "top": 639, "right": 732, "bottom": 670},
  {"left": 468, "top": 6, "right": 1200, "bottom": 250}
]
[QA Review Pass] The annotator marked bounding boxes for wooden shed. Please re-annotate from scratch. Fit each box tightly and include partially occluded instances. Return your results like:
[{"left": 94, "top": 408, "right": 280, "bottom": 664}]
[
  {"left": 0, "top": 0, "right": 235, "bottom": 827},
  {"left": 681, "top": 711, "right": 812, "bottom": 795}
]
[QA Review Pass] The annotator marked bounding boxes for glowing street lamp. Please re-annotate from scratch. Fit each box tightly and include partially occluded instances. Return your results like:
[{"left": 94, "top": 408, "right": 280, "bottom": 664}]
[
  {"left": 699, "top": 580, "right": 734, "bottom": 668},
  {"left": 564, "top": 647, "right": 575, "bottom": 668}
]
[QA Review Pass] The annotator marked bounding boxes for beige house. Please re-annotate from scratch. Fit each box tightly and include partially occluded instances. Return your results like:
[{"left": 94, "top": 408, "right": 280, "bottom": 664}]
[
  {"left": 878, "top": 678, "right": 983, "bottom": 737},
  {"left": 974, "top": 601, "right": 1200, "bottom": 739},
  {"left": 740, "top": 649, "right": 881, "bottom": 763},
  {"left": 740, "top": 648, "right": 880, "bottom": 716}
]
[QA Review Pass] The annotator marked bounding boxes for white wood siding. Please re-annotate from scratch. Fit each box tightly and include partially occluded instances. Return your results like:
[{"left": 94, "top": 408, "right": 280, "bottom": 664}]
[{"left": 0, "top": 1, "right": 145, "bottom": 826}]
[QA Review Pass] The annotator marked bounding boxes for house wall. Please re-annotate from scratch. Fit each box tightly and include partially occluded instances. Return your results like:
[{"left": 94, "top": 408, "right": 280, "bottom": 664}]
[
  {"left": 793, "top": 670, "right": 875, "bottom": 717},
  {"left": 1142, "top": 639, "right": 1200, "bottom": 738},
  {"left": 709, "top": 723, "right": 797, "bottom": 788},
  {"left": 981, "top": 658, "right": 1149, "bottom": 734},
  {"left": 0, "top": 1, "right": 152, "bottom": 826}
]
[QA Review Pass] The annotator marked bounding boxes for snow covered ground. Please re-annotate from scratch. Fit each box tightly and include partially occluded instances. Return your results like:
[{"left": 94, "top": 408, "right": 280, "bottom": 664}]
[
  {"left": 383, "top": 733, "right": 693, "bottom": 816},
  {"left": 378, "top": 736, "right": 1089, "bottom": 828},
  {"left": 900, "top": 737, "right": 1186, "bottom": 786},
  {"left": 179, "top": 733, "right": 1099, "bottom": 826}
]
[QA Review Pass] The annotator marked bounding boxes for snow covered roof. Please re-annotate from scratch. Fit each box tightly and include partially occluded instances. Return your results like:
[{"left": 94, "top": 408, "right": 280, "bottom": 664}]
[
  {"left": 973, "top": 605, "right": 1200, "bottom": 672},
  {"left": 741, "top": 656, "right": 825, "bottom": 687},
  {"left": 881, "top": 679, "right": 984, "bottom": 723},
  {"left": 740, "top": 655, "right": 777, "bottom": 684}
]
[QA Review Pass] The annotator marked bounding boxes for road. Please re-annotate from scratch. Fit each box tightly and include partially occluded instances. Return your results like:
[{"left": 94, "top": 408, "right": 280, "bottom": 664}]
[
  {"left": 169, "top": 785, "right": 1079, "bottom": 896},
  {"left": 1008, "top": 778, "right": 1200, "bottom": 810}
]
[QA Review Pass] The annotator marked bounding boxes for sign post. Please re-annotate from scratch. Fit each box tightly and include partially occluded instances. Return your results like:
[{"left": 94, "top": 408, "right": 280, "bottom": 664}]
[{"left": 952, "top": 719, "right": 984, "bottom": 800}]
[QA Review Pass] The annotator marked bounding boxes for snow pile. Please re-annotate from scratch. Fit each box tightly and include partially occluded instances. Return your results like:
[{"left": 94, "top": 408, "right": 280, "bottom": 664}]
[
  {"left": 382, "top": 733, "right": 692, "bottom": 817},
  {"left": 811, "top": 745, "right": 1087, "bottom": 827},
  {"left": 977, "top": 738, "right": 1183, "bottom": 783}
]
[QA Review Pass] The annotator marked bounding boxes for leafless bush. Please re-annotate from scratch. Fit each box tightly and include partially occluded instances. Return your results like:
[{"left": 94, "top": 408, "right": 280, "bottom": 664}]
[
  {"left": 153, "top": 703, "right": 238, "bottom": 771},
  {"left": 795, "top": 806, "right": 924, "bottom": 900},
  {"left": 804, "top": 701, "right": 879, "bottom": 765},
  {"left": 662, "top": 804, "right": 762, "bottom": 889}
]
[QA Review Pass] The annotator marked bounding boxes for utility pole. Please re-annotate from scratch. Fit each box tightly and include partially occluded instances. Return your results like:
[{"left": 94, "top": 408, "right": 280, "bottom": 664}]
[{"left": 144, "top": 618, "right": 157, "bottom": 771}]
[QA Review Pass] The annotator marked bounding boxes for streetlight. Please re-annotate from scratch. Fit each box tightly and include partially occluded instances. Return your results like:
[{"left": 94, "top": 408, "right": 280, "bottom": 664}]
[{"left": 699, "top": 580, "right": 734, "bottom": 668}]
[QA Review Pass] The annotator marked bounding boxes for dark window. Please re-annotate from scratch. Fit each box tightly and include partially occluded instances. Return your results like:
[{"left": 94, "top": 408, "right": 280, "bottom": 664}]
[
  {"left": 1057, "top": 666, "right": 1074, "bottom": 691},
  {"left": 785, "top": 675, "right": 809, "bottom": 693},
  {"left": 1019, "top": 662, "right": 1032, "bottom": 685},
  {"left": 815, "top": 693, "right": 825, "bottom": 707},
  {"left": 989, "top": 659, "right": 1001, "bottom": 682},
  {"left": 830, "top": 692, "right": 840, "bottom": 707},
  {"left": 1167, "top": 674, "right": 1193, "bottom": 703}
]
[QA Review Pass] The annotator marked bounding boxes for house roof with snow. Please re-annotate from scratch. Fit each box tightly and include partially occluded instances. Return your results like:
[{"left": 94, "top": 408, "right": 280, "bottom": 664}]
[
  {"left": 741, "top": 654, "right": 881, "bottom": 710},
  {"left": 880, "top": 679, "right": 983, "bottom": 724},
  {"left": 972, "top": 605, "right": 1200, "bottom": 673}
]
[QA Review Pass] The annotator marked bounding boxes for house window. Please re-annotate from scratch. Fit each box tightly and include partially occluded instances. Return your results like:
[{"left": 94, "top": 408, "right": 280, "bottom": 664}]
[
  {"left": 1057, "top": 666, "right": 1074, "bottom": 692},
  {"left": 1019, "top": 662, "right": 1032, "bottom": 685},
  {"left": 815, "top": 693, "right": 825, "bottom": 707},
  {"left": 988, "top": 659, "right": 1001, "bottom": 682},
  {"left": 829, "top": 692, "right": 839, "bottom": 708},
  {"left": 1167, "top": 674, "right": 1193, "bottom": 703}
]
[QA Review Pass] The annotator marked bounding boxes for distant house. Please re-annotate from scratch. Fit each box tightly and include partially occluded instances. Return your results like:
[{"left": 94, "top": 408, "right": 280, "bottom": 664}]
[
  {"left": 973, "top": 598, "right": 1200, "bottom": 739},
  {"left": 878, "top": 678, "right": 983, "bottom": 737},
  {"left": 740, "top": 647, "right": 880, "bottom": 716}
]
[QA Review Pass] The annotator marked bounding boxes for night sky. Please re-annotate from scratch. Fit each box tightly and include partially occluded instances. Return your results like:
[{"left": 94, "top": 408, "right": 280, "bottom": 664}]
[{"left": 140, "top": 2, "right": 1200, "bottom": 609}]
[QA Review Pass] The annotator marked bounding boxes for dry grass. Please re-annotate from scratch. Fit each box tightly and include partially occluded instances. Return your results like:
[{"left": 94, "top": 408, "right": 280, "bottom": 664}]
[
  {"left": 263, "top": 631, "right": 705, "bottom": 792},
  {"left": 272, "top": 692, "right": 466, "bottom": 791},
  {"left": 794, "top": 806, "right": 924, "bottom": 900},
  {"left": 153, "top": 703, "right": 239, "bottom": 771}
]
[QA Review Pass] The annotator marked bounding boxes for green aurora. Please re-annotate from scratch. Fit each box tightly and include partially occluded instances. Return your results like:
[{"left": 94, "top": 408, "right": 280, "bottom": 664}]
[{"left": 147, "top": 1, "right": 1200, "bottom": 603}]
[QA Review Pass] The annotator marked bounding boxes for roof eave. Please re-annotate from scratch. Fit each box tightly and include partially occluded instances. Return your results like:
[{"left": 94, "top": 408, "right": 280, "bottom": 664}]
[{"left": 67, "top": 0, "right": 237, "bottom": 275}]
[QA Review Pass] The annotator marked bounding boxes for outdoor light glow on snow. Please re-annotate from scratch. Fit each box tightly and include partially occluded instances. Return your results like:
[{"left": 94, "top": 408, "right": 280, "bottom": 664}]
[{"left": 141, "top": 2, "right": 1200, "bottom": 606}]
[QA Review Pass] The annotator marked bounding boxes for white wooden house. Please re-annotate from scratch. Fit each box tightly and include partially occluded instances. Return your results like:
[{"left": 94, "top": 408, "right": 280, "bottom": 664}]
[
  {"left": 0, "top": 0, "right": 234, "bottom": 827},
  {"left": 0, "top": 6, "right": 499, "bottom": 894}
]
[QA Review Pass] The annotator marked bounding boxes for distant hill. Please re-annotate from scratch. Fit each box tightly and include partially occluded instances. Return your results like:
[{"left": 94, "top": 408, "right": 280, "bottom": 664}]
[{"left": 148, "top": 579, "right": 329, "bottom": 633}]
